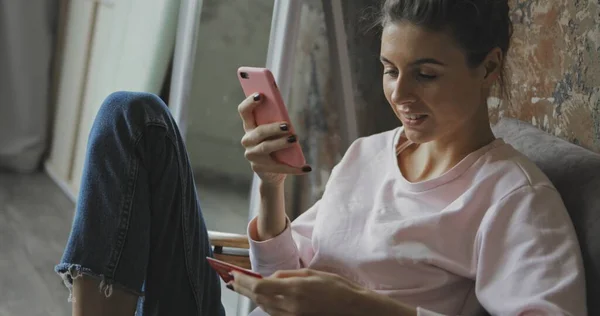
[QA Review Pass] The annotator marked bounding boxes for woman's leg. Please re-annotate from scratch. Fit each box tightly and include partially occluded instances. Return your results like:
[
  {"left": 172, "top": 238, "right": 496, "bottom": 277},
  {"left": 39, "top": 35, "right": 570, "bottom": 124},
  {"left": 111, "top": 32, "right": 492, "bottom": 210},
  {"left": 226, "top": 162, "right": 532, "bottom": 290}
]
[
  {"left": 72, "top": 276, "right": 138, "bottom": 316},
  {"left": 55, "top": 91, "right": 225, "bottom": 316}
]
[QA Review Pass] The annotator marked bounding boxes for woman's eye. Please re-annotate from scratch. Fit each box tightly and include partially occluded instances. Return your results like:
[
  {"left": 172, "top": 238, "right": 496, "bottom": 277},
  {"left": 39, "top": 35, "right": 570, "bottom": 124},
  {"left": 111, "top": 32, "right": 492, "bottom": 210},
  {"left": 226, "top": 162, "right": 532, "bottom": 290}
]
[
  {"left": 417, "top": 73, "right": 437, "bottom": 81},
  {"left": 384, "top": 69, "right": 398, "bottom": 77}
]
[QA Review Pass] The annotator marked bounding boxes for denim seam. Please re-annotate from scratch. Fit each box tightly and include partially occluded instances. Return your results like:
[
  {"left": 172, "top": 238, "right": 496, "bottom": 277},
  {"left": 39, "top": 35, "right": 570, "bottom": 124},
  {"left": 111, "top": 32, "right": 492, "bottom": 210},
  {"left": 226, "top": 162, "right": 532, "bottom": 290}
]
[
  {"left": 103, "top": 119, "right": 167, "bottom": 294},
  {"left": 162, "top": 130, "right": 204, "bottom": 315},
  {"left": 145, "top": 122, "right": 203, "bottom": 314},
  {"left": 102, "top": 129, "right": 142, "bottom": 289}
]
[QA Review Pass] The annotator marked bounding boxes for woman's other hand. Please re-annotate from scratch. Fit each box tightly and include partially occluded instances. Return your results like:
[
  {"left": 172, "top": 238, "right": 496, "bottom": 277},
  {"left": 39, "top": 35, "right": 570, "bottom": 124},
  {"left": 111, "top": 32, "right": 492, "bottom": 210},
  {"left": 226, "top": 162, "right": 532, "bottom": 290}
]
[
  {"left": 231, "top": 269, "right": 367, "bottom": 316},
  {"left": 230, "top": 268, "right": 416, "bottom": 316}
]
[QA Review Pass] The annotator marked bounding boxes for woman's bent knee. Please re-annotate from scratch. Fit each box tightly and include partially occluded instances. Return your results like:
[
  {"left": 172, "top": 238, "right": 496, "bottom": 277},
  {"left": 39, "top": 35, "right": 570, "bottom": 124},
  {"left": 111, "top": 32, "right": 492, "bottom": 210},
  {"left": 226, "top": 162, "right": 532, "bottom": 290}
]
[
  {"left": 97, "top": 91, "right": 169, "bottom": 123},
  {"left": 88, "top": 91, "right": 171, "bottom": 147}
]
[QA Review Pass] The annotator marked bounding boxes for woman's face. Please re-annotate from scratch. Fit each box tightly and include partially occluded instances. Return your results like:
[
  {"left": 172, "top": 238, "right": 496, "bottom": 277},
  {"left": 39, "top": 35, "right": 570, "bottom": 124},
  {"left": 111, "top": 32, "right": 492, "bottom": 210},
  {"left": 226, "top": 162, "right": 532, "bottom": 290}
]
[{"left": 380, "top": 22, "right": 494, "bottom": 144}]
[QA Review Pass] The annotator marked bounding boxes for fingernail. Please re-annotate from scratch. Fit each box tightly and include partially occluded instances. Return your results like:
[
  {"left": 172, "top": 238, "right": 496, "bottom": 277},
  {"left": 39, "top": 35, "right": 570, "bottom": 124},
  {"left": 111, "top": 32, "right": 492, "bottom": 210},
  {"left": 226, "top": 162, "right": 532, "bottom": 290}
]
[
  {"left": 226, "top": 283, "right": 234, "bottom": 291},
  {"left": 253, "top": 93, "right": 261, "bottom": 102},
  {"left": 302, "top": 165, "right": 312, "bottom": 172},
  {"left": 228, "top": 272, "right": 235, "bottom": 280},
  {"left": 287, "top": 135, "right": 297, "bottom": 143},
  {"left": 279, "top": 123, "right": 289, "bottom": 131}
]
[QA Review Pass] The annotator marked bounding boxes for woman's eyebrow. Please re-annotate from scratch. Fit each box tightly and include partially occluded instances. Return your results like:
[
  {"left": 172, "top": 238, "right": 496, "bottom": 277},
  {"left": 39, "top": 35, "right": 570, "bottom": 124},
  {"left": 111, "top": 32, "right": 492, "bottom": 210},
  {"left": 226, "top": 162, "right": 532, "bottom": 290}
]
[
  {"left": 409, "top": 58, "right": 446, "bottom": 66},
  {"left": 379, "top": 56, "right": 446, "bottom": 67},
  {"left": 379, "top": 56, "right": 394, "bottom": 64}
]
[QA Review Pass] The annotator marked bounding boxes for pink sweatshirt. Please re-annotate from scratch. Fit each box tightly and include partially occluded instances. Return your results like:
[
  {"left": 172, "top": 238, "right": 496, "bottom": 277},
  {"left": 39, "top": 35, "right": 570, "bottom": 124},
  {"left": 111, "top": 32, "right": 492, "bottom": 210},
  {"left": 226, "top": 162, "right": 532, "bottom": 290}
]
[{"left": 247, "top": 127, "right": 587, "bottom": 316}]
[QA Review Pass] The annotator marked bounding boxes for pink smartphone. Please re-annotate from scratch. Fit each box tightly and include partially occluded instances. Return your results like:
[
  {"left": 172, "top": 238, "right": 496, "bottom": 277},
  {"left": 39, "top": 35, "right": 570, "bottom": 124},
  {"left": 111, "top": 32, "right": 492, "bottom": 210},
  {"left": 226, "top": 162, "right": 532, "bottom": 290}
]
[
  {"left": 206, "top": 257, "right": 262, "bottom": 283},
  {"left": 237, "top": 67, "right": 306, "bottom": 168}
]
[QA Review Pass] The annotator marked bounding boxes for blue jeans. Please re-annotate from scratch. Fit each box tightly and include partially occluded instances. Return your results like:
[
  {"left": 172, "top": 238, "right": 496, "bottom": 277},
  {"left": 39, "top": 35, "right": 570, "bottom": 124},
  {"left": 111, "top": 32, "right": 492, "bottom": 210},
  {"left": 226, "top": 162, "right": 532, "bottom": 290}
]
[{"left": 55, "top": 91, "right": 226, "bottom": 315}]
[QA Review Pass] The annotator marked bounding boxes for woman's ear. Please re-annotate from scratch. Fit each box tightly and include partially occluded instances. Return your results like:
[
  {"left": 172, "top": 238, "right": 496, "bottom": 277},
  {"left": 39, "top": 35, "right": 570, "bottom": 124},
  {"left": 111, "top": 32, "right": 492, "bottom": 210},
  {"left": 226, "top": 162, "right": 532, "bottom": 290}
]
[
  {"left": 484, "top": 63, "right": 496, "bottom": 78},
  {"left": 482, "top": 48, "right": 503, "bottom": 86}
]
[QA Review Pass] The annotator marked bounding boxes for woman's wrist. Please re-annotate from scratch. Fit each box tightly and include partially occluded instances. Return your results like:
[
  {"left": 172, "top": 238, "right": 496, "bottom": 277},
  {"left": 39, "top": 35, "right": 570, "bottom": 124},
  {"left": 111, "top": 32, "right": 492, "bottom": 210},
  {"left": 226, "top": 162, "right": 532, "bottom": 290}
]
[
  {"left": 259, "top": 179, "right": 284, "bottom": 191},
  {"left": 256, "top": 180, "right": 287, "bottom": 240}
]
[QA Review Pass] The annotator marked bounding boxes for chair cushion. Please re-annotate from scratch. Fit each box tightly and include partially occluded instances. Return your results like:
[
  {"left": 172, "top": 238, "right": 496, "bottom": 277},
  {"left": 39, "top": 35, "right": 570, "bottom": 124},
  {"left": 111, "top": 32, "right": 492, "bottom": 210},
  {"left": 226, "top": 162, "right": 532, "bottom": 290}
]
[{"left": 492, "top": 118, "right": 600, "bottom": 314}]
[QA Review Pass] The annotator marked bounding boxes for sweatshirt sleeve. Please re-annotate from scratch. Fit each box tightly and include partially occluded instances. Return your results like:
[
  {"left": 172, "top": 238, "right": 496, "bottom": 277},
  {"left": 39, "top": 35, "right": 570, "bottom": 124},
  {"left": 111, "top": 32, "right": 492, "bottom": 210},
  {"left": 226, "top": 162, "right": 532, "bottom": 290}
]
[
  {"left": 416, "top": 185, "right": 587, "bottom": 316},
  {"left": 474, "top": 185, "right": 586, "bottom": 315},
  {"left": 247, "top": 200, "right": 320, "bottom": 276}
]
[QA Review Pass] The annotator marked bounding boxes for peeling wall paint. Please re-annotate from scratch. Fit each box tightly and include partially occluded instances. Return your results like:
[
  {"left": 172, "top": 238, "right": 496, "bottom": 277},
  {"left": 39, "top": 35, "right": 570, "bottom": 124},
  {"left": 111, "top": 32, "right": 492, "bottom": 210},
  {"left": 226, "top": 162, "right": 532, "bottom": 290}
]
[{"left": 489, "top": 0, "right": 600, "bottom": 152}]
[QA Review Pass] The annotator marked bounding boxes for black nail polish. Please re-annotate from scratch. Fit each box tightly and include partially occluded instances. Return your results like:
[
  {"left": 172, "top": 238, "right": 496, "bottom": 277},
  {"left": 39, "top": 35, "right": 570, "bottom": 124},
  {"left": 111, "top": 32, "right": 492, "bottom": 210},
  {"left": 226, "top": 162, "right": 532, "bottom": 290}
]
[
  {"left": 287, "top": 135, "right": 297, "bottom": 143},
  {"left": 253, "top": 93, "right": 261, "bottom": 101},
  {"left": 302, "top": 166, "right": 312, "bottom": 172},
  {"left": 226, "top": 284, "right": 234, "bottom": 291},
  {"left": 280, "top": 123, "right": 289, "bottom": 131}
]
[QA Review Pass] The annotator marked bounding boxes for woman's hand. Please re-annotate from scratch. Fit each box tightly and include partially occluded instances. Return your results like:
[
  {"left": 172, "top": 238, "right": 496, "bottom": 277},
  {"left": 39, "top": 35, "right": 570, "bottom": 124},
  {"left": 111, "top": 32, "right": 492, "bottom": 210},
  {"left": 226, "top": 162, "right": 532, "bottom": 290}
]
[
  {"left": 230, "top": 268, "right": 414, "bottom": 316},
  {"left": 230, "top": 269, "right": 363, "bottom": 316},
  {"left": 238, "top": 93, "right": 310, "bottom": 186}
]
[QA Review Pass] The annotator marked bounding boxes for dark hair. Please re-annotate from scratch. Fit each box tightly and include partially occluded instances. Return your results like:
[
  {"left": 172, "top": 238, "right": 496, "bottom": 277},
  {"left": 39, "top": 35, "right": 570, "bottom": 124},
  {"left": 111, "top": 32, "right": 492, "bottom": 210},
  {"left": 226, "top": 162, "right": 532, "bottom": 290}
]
[{"left": 377, "top": 0, "right": 513, "bottom": 98}]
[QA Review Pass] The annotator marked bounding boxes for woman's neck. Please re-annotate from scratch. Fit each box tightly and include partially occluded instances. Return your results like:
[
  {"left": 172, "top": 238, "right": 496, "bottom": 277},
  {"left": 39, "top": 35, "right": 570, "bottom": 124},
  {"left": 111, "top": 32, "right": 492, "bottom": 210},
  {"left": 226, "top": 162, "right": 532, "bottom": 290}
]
[{"left": 399, "top": 114, "right": 496, "bottom": 183}]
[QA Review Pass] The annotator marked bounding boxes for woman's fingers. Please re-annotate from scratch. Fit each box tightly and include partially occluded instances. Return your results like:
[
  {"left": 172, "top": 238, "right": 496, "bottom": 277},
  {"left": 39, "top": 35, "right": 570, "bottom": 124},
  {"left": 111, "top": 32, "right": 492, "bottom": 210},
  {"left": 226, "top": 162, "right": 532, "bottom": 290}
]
[
  {"left": 231, "top": 273, "right": 307, "bottom": 315},
  {"left": 231, "top": 272, "right": 291, "bottom": 298},
  {"left": 242, "top": 127, "right": 311, "bottom": 175},
  {"left": 246, "top": 147, "right": 311, "bottom": 174},
  {"left": 270, "top": 269, "right": 314, "bottom": 279},
  {"left": 244, "top": 134, "right": 297, "bottom": 158},
  {"left": 230, "top": 280, "right": 290, "bottom": 316},
  {"left": 250, "top": 161, "right": 311, "bottom": 175},
  {"left": 229, "top": 280, "right": 255, "bottom": 301},
  {"left": 238, "top": 93, "right": 262, "bottom": 132},
  {"left": 237, "top": 94, "right": 311, "bottom": 177},
  {"left": 259, "top": 298, "right": 294, "bottom": 316},
  {"left": 241, "top": 121, "right": 292, "bottom": 148},
  {"left": 230, "top": 271, "right": 275, "bottom": 301}
]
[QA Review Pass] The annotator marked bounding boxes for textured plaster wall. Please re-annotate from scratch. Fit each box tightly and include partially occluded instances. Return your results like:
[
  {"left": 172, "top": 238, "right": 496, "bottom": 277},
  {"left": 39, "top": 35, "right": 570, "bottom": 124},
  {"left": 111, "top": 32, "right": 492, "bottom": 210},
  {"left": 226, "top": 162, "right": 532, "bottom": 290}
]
[{"left": 490, "top": 0, "right": 600, "bottom": 152}]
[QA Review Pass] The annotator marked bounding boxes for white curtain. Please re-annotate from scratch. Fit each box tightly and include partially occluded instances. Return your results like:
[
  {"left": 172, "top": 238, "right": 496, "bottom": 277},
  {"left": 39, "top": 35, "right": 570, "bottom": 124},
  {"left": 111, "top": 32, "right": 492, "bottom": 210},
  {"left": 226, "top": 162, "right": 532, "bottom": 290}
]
[{"left": 0, "top": 0, "right": 57, "bottom": 172}]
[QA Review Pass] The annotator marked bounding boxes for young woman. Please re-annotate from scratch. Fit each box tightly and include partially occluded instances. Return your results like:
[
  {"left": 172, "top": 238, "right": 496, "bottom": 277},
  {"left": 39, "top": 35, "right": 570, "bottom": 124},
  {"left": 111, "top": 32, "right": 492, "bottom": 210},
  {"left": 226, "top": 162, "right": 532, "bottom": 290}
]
[{"left": 56, "top": 0, "right": 586, "bottom": 315}]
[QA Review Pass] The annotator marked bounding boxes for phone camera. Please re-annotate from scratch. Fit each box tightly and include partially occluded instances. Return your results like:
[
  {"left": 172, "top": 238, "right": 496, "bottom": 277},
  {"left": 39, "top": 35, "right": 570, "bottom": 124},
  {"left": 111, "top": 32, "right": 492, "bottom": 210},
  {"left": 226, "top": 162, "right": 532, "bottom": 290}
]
[{"left": 240, "top": 72, "right": 249, "bottom": 79}]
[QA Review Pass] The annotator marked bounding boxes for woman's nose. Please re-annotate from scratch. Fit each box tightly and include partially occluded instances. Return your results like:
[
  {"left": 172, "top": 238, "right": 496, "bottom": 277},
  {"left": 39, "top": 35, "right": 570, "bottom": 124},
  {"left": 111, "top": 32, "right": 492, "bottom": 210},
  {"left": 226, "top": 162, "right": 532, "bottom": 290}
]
[{"left": 390, "top": 75, "right": 415, "bottom": 106}]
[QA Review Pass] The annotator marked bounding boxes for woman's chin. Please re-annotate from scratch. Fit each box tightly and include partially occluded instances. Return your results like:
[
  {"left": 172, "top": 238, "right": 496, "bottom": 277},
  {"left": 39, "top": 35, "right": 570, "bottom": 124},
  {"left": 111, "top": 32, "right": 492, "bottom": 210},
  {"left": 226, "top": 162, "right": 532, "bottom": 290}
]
[{"left": 403, "top": 127, "right": 434, "bottom": 144}]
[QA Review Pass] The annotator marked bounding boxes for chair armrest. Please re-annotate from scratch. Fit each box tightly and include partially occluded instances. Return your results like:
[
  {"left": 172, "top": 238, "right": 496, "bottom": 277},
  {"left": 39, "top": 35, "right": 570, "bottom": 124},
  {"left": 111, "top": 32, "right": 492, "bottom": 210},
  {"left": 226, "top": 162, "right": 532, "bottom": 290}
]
[
  {"left": 208, "top": 230, "right": 250, "bottom": 249},
  {"left": 208, "top": 230, "right": 251, "bottom": 269}
]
